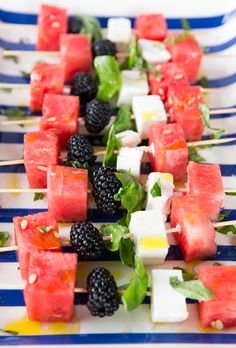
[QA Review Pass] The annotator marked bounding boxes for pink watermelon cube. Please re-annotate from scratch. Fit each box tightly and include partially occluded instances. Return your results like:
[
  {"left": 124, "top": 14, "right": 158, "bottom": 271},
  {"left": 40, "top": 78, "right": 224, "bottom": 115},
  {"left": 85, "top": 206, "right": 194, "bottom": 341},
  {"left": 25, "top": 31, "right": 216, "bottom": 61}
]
[
  {"left": 24, "top": 251, "right": 77, "bottom": 322},
  {"left": 37, "top": 4, "right": 68, "bottom": 51},
  {"left": 148, "top": 123, "right": 188, "bottom": 182},
  {"left": 171, "top": 196, "right": 217, "bottom": 262},
  {"left": 166, "top": 86, "right": 204, "bottom": 141},
  {"left": 60, "top": 34, "right": 92, "bottom": 81},
  {"left": 149, "top": 62, "right": 189, "bottom": 102},
  {"left": 30, "top": 63, "right": 64, "bottom": 112},
  {"left": 166, "top": 33, "right": 202, "bottom": 83},
  {"left": 24, "top": 131, "right": 59, "bottom": 188},
  {"left": 13, "top": 212, "right": 61, "bottom": 280},
  {"left": 187, "top": 161, "right": 224, "bottom": 220},
  {"left": 135, "top": 14, "right": 167, "bottom": 41},
  {"left": 198, "top": 266, "right": 236, "bottom": 329},
  {"left": 47, "top": 165, "right": 88, "bottom": 222},
  {"left": 40, "top": 94, "right": 80, "bottom": 150}
]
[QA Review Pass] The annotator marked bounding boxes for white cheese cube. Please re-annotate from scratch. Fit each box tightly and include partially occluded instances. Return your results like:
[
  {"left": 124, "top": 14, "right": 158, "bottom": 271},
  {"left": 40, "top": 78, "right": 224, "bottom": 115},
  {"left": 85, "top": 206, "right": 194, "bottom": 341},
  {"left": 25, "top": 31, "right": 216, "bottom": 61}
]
[
  {"left": 107, "top": 18, "right": 132, "bottom": 43},
  {"left": 138, "top": 39, "right": 171, "bottom": 64},
  {"left": 129, "top": 209, "right": 169, "bottom": 265},
  {"left": 116, "top": 147, "right": 143, "bottom": 178},
  {"left": 116, "top": 130, "right": 141, "bottom": 147},
  {"left": 132, "top": 95, "right": 167, "bottom": 139},
  {"left": 151, "top": 269, "right": 189, "bottom": 323},
  {"left": 146, "top": 172, "right": 174, "bottom": 221},
  {"left": 117, "top": 70, "right": 149, "bottom": 107}
]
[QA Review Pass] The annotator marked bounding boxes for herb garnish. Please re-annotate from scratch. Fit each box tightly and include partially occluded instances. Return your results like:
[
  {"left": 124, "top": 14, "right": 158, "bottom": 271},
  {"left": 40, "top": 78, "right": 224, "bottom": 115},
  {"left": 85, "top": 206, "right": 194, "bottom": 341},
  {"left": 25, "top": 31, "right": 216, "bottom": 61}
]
[
  {"left": 0, "top": 232, "right": 10, "bottom": 247},
  {"left": 150, "top": 179, "right": 162, "bottom": 197}
]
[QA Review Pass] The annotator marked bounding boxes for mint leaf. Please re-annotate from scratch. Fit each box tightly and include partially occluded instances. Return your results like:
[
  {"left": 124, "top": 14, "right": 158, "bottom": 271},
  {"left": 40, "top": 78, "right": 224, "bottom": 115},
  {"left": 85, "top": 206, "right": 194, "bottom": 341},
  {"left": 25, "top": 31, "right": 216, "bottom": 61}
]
[
  {"left": 188, "top": 146, "right": 206, "bottom": 163},
  {"left": 199, "top": 103, "right": 225, "bottom": 139},
  {"left": 114, "top": 172, "right": 146, "bottom": 225},
  {"left": 122, "top": 256, "right": 148, "bottom": 311},
  {"left": 94, "top": 56, "right": 122, "bottom": 103},
  {"left": 216, "top": 225, "right": 236, "bottom": 235},
  {"left": 102, "top": 105, "right": 135, "bottom": 144},
  {"left": 33, "top": 192, "right": 45, "bottom": 201},
  {"left": 181, "top": 18, "right": 191, "bottom": 31},
  {"left": 100, "top": 223, "right": 128, "bottom": 251},
  {"left": 217, "top": 210, "right": 231, "bottom": 221},
  {"left": 80, "top": 16, "right": 102, "bottom": 42},
  {"left": 173, "top": 266, "right": 197, "bottom": 281},
  {"left": 170, "top": 277, "right": 215, "bottom": 301},
  {"left": 103, "top": 125, "right": 122, "bottom": 167},
  {"left": 119, "top": 237, "right": 135, "bottom": 267},
  {"left": 150, "top": 179, "right": 162, "bottom": 197},
  {"left": 0, "top": 232, "right": 10, "bottom": 247}
]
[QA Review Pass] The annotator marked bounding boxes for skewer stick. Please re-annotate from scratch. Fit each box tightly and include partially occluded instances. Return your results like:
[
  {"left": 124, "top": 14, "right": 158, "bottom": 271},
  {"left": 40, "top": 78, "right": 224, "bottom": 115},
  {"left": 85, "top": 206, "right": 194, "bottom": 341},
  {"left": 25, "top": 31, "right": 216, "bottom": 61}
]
[
  {"left": 1, "top": 221, "right": 235, "bottom": 253},
  {"left": 0, "top": 187, "right": 92, "bottom": 194},
  {"left": 1, "top": 107, "right": 236, "bottom": 127},
  {"left": 0, "top": 159, "right": 24, "bottom": 166},
  {"left": 174, "top": 187, "right": 236, "bottom": 194}
]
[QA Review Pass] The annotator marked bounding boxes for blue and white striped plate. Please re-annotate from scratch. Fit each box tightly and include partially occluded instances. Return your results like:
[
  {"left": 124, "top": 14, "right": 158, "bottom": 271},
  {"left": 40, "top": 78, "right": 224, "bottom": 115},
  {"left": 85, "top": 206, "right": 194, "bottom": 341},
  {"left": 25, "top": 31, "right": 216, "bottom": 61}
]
[{"left": 0, "top": 1, "right": 236, "bottom": 347}]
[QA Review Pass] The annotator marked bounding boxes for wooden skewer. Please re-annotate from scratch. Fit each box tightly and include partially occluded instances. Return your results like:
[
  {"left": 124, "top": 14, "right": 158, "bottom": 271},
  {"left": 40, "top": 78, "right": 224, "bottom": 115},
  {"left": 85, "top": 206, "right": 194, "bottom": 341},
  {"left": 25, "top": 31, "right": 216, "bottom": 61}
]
[
  {"left": 1, "top": 107, "right": 236, "bottom": 127},
  {"left": 174, "top": 187, "right": 236, "bottom": 194},
  {"left": 0, "top": 187, "right": 93, "bottom": 194},
  {"left": 1, "top": 220, "right": 235, "bottom": 253}
]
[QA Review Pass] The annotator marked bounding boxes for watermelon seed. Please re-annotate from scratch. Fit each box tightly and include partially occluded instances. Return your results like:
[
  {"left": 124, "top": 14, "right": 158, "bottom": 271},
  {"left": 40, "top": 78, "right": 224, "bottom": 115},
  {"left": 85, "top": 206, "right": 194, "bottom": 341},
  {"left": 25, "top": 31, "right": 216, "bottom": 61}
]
[
  {"left": 53, "top": 231, "right": 60, "bottom": 239},
  {"left": 20, "top": 220, "right": 28, "bottom": 230},
  {"left": 174, "top": 74, "right": 184, "bottom": 80},
  {"left": 29, "top": 274, "right": 37, "bottom": 284},
  {"left": 211, "top": 320, "right": 224, "bottom": 330},
  {"left": 37, "top": 165, "right": 47, "bottom": 171}
]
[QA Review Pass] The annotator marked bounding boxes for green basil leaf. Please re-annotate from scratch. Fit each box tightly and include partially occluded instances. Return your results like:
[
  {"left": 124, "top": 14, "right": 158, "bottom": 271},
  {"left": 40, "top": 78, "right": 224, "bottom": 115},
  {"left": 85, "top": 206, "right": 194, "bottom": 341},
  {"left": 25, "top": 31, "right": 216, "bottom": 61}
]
[
  {"left": 0, "top": 232, "right": 10, "bottom": 247},
  {"left": 0, "top": 329, "right": 18, "bottom": 335},
  {"left": 80, "top": 16, "right": 102, "bottom": 42},
  {"left": 150, "top": 179, "right": 162, "bottom": 197},
  {"left": 170, "top": 276, "right": 215, "bottom": 301},
  {"left": 103, "top": 125, "right": 122, "bottom": 167},
  {"left": 226, "top": 192, "right": 236, "bottom": 196},
  {"left": 100, "top": 223, "right": 128, "bottom": 251},
  {"left": 94, "top": 56, "right": 122, "bottom": 103},
  {"left": 180, "top": 18, "right": 191, "bottom": 31},
  {"left": 21, "top": 70, "right": 31, "bottom": 79},
  {"left": 216, "top": 225, "right": 236, "bottom": 235},
  {"left": 33, "top": 192, "right": 45, "bottom": 201},
  {"left": 165, "top": 32, "right": 190, "bottom": 44},
  {"left": 114, "top": 172, "right": 146, "bottom": 225},
  {"left": 217, "top": 210, "right": 231, "bottom": 221},
  {"left": 38, "top": 226, "right": 54, "bottom": 234},
  {"left": 198, "top": 76, "right": 209, "bottom": 89},
  {"left": 188, "top": 146, "right": 206, "bottom": 163},
  {"left": 119, "top": 236, "right": 135, "bottom": 267},
  {"left": 4, "top": 108, "right": 27, "bottom": 119},
  {"left": 173, "top": 266, "right": 197, "bottom": 281},
  {"left": 122, "top": 256, "right": 148, "bottom": 311},
  {"left": 102, "top": 105, "right": 135, "bottom": 144},
  {"left": 199, "top": 103, "right": 225, "bottom": 139},
  {"left": 127, "top": 37, "right": 156, "bottom": 75}
]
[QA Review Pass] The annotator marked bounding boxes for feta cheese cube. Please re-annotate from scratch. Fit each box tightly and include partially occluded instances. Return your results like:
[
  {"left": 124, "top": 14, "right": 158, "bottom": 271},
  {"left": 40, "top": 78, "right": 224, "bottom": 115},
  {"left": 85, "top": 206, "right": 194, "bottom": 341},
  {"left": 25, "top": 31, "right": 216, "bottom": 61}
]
[
  {"left": 138, "top": 39, "right": 171, "bottom": 64},
  {"left": 117, "top": 70, "right": 149, "bottom": 107},
  {"left": 129, "top": 209, "right": 169, "bottom": 265},
  {"left": 117, "top": 147, "right": 143, "bottom": 178},
  {"left": 146, "top": 172, "right": 174, "bottom": 221},
  {"left": 132, "top": 95, "right": 167, "bottom": 139},
  {"left": 151, "top": 269, "right": 189, "bottom": 323},
  {"left": 107, "top": 18, "right": 132, "bottom": 43},
  {"left": 116, "top": 130, "right": 141, "bottom": 147}
]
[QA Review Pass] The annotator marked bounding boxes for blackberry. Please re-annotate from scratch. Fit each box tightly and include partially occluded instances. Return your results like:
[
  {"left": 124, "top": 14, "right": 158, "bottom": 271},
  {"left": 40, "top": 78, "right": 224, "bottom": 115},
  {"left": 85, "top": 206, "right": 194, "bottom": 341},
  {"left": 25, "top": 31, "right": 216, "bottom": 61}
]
[
  {"left": 93, "top": 167, "right": 121, "bottom": 215},
  {"left": 67, "top": 17, "right": 83, "bottom": 34},
  {"left": 67, "top": 134, "right": 96, "bottom": 166},
  {"left": 93, "top": 39, "right": 117, "bottom": 57},
  {"left": 70, "top": 222, "right": 104, "bottom": 260},
  {"left": 87, "top": 267, "right": 119, "bottom": 317},
  {"left": 70, "top": 72, "right": 97, "bottom": 104},
  {"left": 85, "top": 99, "right": 112, "bottom": 133}
]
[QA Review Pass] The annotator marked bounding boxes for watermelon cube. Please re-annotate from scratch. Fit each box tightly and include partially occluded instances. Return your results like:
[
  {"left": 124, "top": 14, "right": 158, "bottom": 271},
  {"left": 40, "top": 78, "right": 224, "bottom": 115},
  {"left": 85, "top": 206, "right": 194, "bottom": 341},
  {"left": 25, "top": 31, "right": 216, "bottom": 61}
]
[
  {"left": 47, "top": 165, "right": 88, "bottom": 222},
  {"left": 149, "top": 62, "right": 189, "bottom": 102},
  {"left": 24, "top": 131, "right": 59, "bottom": 188},
  {"left": 166, "top": 33, "right": 202, "bottom": 83},
  {"left": 24, "top": 251, "right": 77, "bottom": 322},
  {"left": 60, "top": 34, "right": 92, "bottom": 82},
  {"left": 198, "top": 266, "right": 236, "bottom": 329},
  {"left": 166, "top": 86, "right": 204, "bottom": 141},
  {"left": 13, "top": 212, "right": 61, "bottom": 280},
  {"left": 135, "top": 14, "right": 167, "bottom": 41},
  {"left": 171, "top": 196, "right": 217, "bottom": 262},
  {"left": 187, "top": 162, "right": 224, "bottom": 220},
  {"left": 37, "top": 4, "right": 68, "bottom": 51},
  {"left": 30, "top": 63, "right": 64, "bottom": 112},
  {"left": 40, "top": 94, "right": 79, "bottom": 150},
  {"left": 148, "top": 123, "right": 188, "bottom": 182}
]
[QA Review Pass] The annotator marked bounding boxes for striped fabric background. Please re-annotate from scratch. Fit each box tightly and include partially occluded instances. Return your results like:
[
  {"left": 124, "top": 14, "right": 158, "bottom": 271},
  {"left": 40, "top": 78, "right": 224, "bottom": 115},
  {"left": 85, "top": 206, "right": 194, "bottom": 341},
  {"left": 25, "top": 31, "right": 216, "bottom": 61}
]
[{"left": 0, "top": 1, "right": 236, "bottom": 347}]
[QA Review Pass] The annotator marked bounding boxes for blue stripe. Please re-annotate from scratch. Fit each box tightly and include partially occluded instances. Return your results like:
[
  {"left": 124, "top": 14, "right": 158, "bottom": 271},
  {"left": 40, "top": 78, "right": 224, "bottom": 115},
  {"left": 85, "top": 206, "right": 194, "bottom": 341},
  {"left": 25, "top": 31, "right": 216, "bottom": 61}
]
[
  {"left": 0, "top": 332, "right": 236, "bottom": 345},
  {"left": 206, "top": 36, "right": 236, "bottom": 53},
  {"left": 1, "top": 9, "right": 236, "bottom": 28}
]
